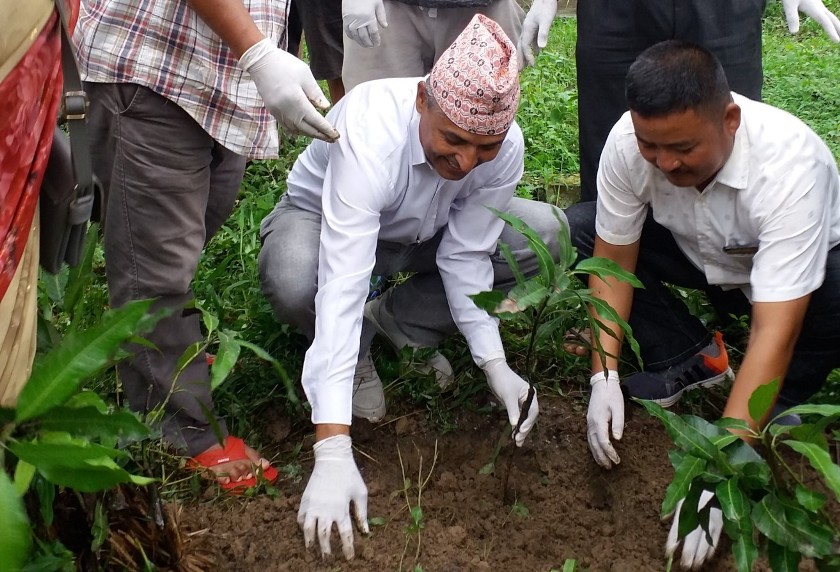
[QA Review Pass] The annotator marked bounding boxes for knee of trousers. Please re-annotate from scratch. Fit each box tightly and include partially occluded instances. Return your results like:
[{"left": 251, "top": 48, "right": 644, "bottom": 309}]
[
  {"left": 257, "top": 244, "right": 317, "bottom": 333},
  {"left": 564, "top": 202, "right": 598, "bottom": 259}
]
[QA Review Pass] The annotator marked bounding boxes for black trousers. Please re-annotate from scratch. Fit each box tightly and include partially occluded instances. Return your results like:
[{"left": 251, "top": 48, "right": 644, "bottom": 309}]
[
  {"left": 566, "top": 201, "right": 840, "bottom": 407},
  {"left": 576, "top": 0, "right": 767, "bottom": 202}
]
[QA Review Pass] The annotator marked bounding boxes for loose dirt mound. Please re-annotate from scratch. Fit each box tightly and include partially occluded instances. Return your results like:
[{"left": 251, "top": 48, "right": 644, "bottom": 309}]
[{"left": 180, "top": 395, "right": 740, "bottom": 571}]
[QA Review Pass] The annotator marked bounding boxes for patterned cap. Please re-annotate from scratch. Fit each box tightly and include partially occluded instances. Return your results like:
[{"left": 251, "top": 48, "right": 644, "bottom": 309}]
[{"left": 428, "top": 14, "right": 520, "bottom": 135}]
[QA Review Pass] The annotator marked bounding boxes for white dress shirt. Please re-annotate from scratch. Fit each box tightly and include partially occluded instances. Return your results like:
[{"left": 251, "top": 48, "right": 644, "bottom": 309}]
[
  {"left": 285, "top": 77, "right": 524, "bottom": 425},
  {"left": 596, "top": 93, "right": 840, "bottom": 303}
]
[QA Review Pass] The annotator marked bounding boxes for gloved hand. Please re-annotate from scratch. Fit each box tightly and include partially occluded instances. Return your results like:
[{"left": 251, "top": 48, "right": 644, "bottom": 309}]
[
  {"left": 238, "top": 38, "right": 340, "bottom": 142},
  {"left": 297, "top": 435, "right": 369, "bottom": 559},
  {"left": 666, "top": 490, "right": 723, "bottom": 569},
  {"left": 781, "top": 0, "right": 840, "bottom": 42},
  {"left": 482, "top": 358, "right": 539, "bottom": 447},
  {"left": 517, "top": 0, "right": 558, "bottom": 69},
  {"left": 587, "top": 370, "right": 624, "bottom": 469},
  {"left": 343, "top": 0, "right": 388, "bottom": 48}
]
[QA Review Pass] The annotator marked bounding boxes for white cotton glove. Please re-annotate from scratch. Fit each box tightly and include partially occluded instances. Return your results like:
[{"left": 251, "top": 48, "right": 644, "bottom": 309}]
[
  {"left": 482, "top": 358, "right": 539, "bottom": 447},
  {"left": 517, "top": 0, "right": 558, "bottom": 69},
  {"left": 666, "top": 490, "right": 723, "bottom": 570},
  {"left": 587, "top": 370, "right": 624, "bottom": 469},
  {"left": 343, "top": 0, "right": 388, "bottom": 48},
  {"left": 238, "top": 38, "right": 340, "bottom": 142},
  {"left": 781, "top": 0, "right": 840, "bottom": 41},
  {"left": 297, "top": 435, "right": 369, "bottom": 559}
]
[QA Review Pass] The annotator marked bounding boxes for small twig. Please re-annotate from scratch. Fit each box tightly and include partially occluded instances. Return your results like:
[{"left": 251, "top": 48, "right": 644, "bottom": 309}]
[{"left": 501, "top": 385, "right": 536, "bottom": 504}]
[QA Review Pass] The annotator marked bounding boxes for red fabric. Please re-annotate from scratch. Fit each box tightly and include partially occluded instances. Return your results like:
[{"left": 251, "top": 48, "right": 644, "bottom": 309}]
[{"left": 0, "top": 0, "right": 79, "bottom": 300}]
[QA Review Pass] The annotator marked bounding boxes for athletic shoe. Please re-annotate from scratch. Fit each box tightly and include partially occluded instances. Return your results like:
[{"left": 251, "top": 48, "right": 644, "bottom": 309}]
[
  {"left": 623, "top": 331, "right": 733, "bottom": 407},
  {"left": 352, "top": 350, "right": 386, "bottom": 422}
]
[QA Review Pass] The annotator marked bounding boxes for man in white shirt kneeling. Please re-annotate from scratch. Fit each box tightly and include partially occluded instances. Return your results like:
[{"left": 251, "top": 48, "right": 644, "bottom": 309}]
[
  {"left": 258, "top": 14, "right": 564, "bottom": 558},
  {"left": 566, "top": 40, "right": 840, "bottom": 569}
]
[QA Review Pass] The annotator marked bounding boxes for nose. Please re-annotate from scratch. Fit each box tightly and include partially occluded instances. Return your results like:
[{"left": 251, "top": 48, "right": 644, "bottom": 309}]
[
  {"left": 655, "top": 150, "right": 681, "bottom": 172},
  {"left": 454, "top": 146, "right": 479, "bottom": 172}
]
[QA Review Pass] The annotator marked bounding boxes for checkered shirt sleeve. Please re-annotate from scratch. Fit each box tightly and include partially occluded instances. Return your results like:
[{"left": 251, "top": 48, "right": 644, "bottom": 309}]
[{"left": 73, "top": 0, "right": 288, "bottom": 159}]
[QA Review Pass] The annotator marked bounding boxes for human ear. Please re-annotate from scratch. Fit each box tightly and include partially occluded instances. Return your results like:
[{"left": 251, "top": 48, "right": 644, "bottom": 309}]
[{"left": 723, "top": 103, "right": 741, "bottom": 137}]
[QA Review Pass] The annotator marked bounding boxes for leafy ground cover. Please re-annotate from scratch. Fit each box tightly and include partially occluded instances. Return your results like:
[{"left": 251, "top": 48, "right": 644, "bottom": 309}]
[{"left": 16, "top": 3, "right": 840, "bottom": 570}]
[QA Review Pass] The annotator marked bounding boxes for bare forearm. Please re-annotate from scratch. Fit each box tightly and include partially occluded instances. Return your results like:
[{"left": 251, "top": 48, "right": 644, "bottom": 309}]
[
  {"left": 186, "top": 0, "right": 263, "bottom": 58},
  {"left": 589, "top": 236, "right": 639, "bottom": 373}
]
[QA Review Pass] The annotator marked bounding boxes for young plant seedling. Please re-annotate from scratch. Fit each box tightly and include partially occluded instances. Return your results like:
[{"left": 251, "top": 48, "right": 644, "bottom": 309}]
[
  {"left": 471, "top": 209, "right": 642, "bottom": 503},
  {"left": 639, "top": 379, "right": 840, "bottom": 571}
]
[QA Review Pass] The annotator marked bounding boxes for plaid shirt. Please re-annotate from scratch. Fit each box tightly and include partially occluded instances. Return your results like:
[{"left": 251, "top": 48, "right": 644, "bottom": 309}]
[{"left": 73, "top": 0, "right": 288, "bottom": 159}]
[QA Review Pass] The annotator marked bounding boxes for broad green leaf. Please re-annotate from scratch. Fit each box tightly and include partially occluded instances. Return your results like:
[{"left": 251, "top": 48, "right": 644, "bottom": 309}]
[
  {"left": 210, "top": 331, "right": 242, "bottom": 390},
  {"left": 748, "top": 379, "right": 779, "bottom": 425},
  {"left": 783, "top": 440, "right": 840, "bottom": 503},
  {"left": 16, "top": 300, "right": 155, "bottom": 422},
  {"left": 794, "top": 485, "right": 827, "bottom": 512},
  {"left": 635, "top": 399, "right": 721, "bottom": 462},
  {"left": 36, "top": 407, "right": 149, "bottom": 441},
  {"left": 34, "top": 476, "right": 55, "bottom": 526},
  {"left": 816, "top": 555, "right": 840, "bottom": 572},
  {"left": 753, "top": 495, "right": 798, "bottom": 551},
  {"left": 497, "top": 240, "right": 527, "bottom": 287},
  {"left": 676, "top": 480, "right": 705, "bottom": 540},
  {"left": 732, "top": 532, "right": 758, "bottom": 572},
  {"left": 715, "top": 417, "right": 755, "bottom": 436},
  {"left": 507, "top": 280, "right": 552, "bottom": 311},
  {"left": 199, "top": 305, "right": 219, "bottom": 335},
  {"left": 780, "top": 498, "right": 834, "bottom": 557},
  {"left": 715, "top": 477, "right": 750, "bottom": 532},
  {"left": 789, "top": 422, "right": 830, "bottom": 451},
  {"left": 0, "top": 470, "right": 30, "bottom": 571},
  {"left": 174, "top": 342, "right": 204, "bottom": 377},
  {"left": 767, "top": 540, "right": 800, "bottom": 572},
  {"left": 534, "top": 315, "right": 569, "bottom": 345},
  {"left": 555, "top": 212, "right": 577, "bottom": 272},
  {"left": 35, "top": 462, "right": 146, "bottom": 493},
  {"left": 573, "top": 257, "right": 643, "bottom": 288},
  {"left": 470, "top": 290, "right": 507, "bottom": 314},
  {"left": 586, "top": 297, "right": 642, "bottom": 367},
  {"left": 13, "top": 461, "right": 36, "bottom": 496},
  {"left": 685, "top": 415, "right": 739, "bottom": 450},
  {"left": 64, "top": 391, "right": 108, "bottom": 413},
  {"left": 491, "top": 208, "right": 556, "bottom": 286},
  {"left": 9, "top": 441, "right": 128, "bottom": 474},
  {"left": 662, "top": 455, "right": 707, "bottom": 517},
  {"left": 782, "top": 403, "right": 840, "bottom": 418}
]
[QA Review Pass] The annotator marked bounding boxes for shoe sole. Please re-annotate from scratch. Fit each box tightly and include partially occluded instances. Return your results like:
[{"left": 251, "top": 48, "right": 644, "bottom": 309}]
[{"left": 650, "top": 367, "right": 733, "bottom": 408}]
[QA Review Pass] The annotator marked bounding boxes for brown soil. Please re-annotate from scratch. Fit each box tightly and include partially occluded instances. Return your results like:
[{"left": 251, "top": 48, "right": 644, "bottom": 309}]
[{"left": 177, "top": 393, "right": 766, "bottom": 572}]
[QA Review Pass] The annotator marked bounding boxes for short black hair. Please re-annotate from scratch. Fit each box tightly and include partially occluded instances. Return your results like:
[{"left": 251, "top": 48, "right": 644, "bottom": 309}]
[{"left": 625, "top": 40, "right": 732, "bottom": 119}]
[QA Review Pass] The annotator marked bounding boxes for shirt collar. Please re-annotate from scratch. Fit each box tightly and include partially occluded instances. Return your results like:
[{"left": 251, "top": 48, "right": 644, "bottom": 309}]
[{"left": 712, "top": 122, "right": 750, "bottom": 191}]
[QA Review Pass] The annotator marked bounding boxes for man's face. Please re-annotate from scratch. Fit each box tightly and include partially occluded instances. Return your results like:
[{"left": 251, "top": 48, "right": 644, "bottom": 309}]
[
  {"left": 415, "top": 82, "right": 508, "bottom": 181},
  {"left": 630, "top": 103, "right": 740, "bottom": 190}
]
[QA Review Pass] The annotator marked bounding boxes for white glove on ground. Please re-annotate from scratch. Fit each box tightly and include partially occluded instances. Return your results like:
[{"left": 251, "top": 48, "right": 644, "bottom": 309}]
[
  {"left": 518, "top": 0, "right": 558, "bottom": 69},
  {"left": 343, "top": 0, "right": 388, "bottom": 48},
  {"left": 781, "top": 0, "right": 840, "bottom": 41},
  {"left": 666, "top": 490, "right": 723, "bottom": 570},
  {"left": 297, "top": 435, "right": 369, "bottom": 559},
  {"left": 238, "top": 39, "right": 340, "bottom": 142},
  {"left": 587, "top": 370, "right": 624, "bottom": 468},
  {"left": 483, "top": 358, "right": 539, "bottom": 447}
]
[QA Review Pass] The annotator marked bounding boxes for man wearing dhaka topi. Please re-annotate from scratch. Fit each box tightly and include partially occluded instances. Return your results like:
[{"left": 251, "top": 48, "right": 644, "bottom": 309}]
[{"left": 259, "top": 14, "right": 565, "bottom": 557}]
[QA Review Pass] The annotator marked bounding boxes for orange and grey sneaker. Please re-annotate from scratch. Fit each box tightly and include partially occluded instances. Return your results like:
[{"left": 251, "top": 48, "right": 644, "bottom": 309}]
[{"left": 623, "top": 331, "right": 733, "bottom": 408}]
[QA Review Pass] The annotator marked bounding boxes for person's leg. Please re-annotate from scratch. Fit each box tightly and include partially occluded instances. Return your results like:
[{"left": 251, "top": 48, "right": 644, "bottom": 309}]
[
  {"left": 342, "top": 1, "right": 431, "bottom": 91},
  {"left": 297, "top": 0, "right": 346, "bottom": 102},
  {"left": 258, "top": 199, "right": 322, "bottom": 340},
  {"left": 370, "top": 198, "right": 564, "bottom": 349},
  {"left": 575, "top": 0, "right": 673, "bottom": 202},
  {"left": 434, "top": 0, "right": 525, "bottom": 63},
  {"left": 679, "top": 0, "right": 766, "bottom": 100},
  {"left": 777, "top": 245, "right": 840, "bottom": 407},
  {"left": 90, "top": 83, "right": 241, "bottom": 458}
]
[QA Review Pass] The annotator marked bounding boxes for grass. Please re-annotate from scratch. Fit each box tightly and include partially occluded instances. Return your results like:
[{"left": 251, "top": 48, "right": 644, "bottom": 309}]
[{"left": 37, "top": 5, "right": 840, "bottom": 492}]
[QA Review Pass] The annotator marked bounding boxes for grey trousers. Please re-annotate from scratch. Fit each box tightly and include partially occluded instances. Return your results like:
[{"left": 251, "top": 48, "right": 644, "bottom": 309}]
[
  {"left": 342, "top": 0, "right": 524, "bottom": 91},
  {"left": 86, "top": 82, "right": 246, "bottom": 456},
  {"left": 259, "top": 196, "right": 565, "bottom": 355}
]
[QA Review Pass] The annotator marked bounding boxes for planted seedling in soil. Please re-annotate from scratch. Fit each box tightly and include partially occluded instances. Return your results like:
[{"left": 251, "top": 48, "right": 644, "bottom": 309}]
[
  {"left": 471, "top": 209, "right": 642, "bottom": 503},
  {"left": 639, "top": 379, "right": 840, "bottom": 571}
]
